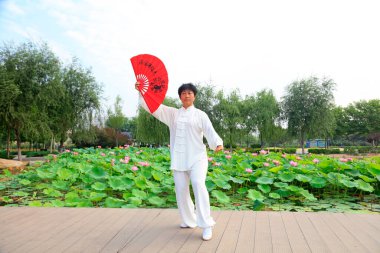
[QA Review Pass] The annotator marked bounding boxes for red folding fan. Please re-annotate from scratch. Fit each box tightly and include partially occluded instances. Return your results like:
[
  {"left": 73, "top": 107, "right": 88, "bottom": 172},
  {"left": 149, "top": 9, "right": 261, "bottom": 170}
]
[{"left": 130, "top": 54, "right": 168, "bottom": 113}]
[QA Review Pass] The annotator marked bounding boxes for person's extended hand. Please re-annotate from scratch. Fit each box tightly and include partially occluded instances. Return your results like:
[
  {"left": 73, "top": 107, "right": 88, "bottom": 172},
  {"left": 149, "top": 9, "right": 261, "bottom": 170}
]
[
  {"left": 215, "top": 145, "right": 224, "bottom": 153},
  {"left": 135, "top": 81, "right": 140, "bottom": 91}
]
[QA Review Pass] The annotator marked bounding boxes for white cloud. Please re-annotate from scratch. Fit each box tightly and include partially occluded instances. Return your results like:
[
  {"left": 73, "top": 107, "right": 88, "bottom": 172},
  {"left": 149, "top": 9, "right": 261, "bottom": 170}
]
[
  {"left": 2, "top": 0, "right": 379, "bottom": 116},
  {"left": 4, "top": 1, "right": 25, "bottom": 15}
]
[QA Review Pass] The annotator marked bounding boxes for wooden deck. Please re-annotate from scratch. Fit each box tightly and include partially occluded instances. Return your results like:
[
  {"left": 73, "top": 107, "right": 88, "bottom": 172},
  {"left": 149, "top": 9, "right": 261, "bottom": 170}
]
[{"left": 0, "top": 207, "right": 379, "bottom": 253}]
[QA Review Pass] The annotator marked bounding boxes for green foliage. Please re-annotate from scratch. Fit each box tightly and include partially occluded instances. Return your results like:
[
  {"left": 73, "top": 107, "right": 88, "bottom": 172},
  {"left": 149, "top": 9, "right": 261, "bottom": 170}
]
[
  {"left": 282, "top": 77, "right": 336, "bottom": 153},
  {"left": 0, "top": 147, "right": 379, "bottom": 213}
]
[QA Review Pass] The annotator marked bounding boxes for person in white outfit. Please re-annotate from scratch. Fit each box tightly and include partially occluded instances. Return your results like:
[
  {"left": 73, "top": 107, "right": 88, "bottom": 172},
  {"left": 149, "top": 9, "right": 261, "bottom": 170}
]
[{"left": 135, "top": 82, "right": 223, "bottom": 240}]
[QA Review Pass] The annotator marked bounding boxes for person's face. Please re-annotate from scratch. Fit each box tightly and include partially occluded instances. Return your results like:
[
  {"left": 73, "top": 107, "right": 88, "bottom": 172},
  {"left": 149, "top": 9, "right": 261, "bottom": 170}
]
[{"left": 180, "top": 89, "right": 195, "bottom": 108}]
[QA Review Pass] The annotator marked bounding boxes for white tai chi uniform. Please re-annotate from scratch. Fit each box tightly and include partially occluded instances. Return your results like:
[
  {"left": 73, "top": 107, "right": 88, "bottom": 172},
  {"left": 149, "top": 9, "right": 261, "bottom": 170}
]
[{"left": 139, "top": 95, "right": 223, "bottom": 228}]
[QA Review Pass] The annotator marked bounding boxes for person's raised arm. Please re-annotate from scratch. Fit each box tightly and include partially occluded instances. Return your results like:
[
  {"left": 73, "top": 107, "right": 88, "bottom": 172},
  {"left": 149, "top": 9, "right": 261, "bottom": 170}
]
[{"left": 135, "top": 81, "right": 177, "bottom": 126}]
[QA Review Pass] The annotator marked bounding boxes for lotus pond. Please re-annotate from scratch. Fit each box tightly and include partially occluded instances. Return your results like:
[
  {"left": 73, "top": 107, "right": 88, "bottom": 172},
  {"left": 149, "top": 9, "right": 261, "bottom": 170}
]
[{"left": 0, "top": 147, "right": 379, "bottom": 213}]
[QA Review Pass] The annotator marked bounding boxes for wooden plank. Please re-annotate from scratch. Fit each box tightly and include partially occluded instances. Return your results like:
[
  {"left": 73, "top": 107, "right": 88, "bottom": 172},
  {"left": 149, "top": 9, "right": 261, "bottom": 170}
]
[
  {"left": 159, "top": 211, "right": 221, "bottom": 253},
  {"left": 344, "top": 213, "right": 380, "bottom": 238},
  {"left": 0, "top": 207, "right": 379, "bottom": 253},
  {"left": 214, "top": 211, "right": 244, "bottom": 253},
  {"left": 119, "top": 209, "right": 177, "bottom": 252},
  {"left": 139, "top": 211, "right": 184, "bottom": 253},
  {"left": 64, "top": 208, "right": 132, "bottom": 252},
  {"left": 195, "top": 211, "right": 232, "bottom": 253},
  {"left": 26, "top": 208, "right": 99, "bottom": 253},
  {"left": 320, "top": 212, "right": 369, "bottom": 253},
  {"left": 254, "top": 211, "right": 272, "bottom": 253},
  {"left": 307, "top": 212, "right": 349, "bottom": 253},
  {"left": 334, "top": 213, "right": 380, "bottom": 253},
  {"left": 293, "top": 212, "right": 329, "bottom": 252},
  {"left": 234, "top": 211, "right": 256, "bottom": 253},
  {"left": 269, "top": 212, "right": 292, "bottom": 253},
  {"left": 41, "top": 208, "right": 112, "bottom": 252},
  {"left": 8, "top": 208, "right": 83, "bottom": 253},
  {"left": 281, "top": 212, "right": 311, "bottom": 253},
  {"left": 100, "top": 208, "right": 161, "bottom": 252},
  {"left": 0, "top": 207, "right": 62, "bottom": 249}
]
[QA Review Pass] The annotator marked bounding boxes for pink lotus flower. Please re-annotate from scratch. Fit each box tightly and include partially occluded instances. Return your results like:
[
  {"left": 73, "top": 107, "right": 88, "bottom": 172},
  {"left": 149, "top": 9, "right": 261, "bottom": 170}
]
[
  {"left": 120, "top": 156, "right": 130, "bottom": 164},
  {"left": 263, "top": 162, "right": 270, "bottom": 167},
  {"left": 101, "top": 153, "right": 106, "bottom": 157},
  {"left": 208, "top": 157, "right": 213, "bottom": 161},
  {"left": 225, "top": 155, "right": 232, "bottom": 159},
  {"left": 213, "top": 162, "right": 221, "bottom": 166},
  {"left": 252, "top": 153, "right": 258, "bottom": 156},
  {"left": 97, "top": 146, "right": 102, "bottom": 149},
  {"left": 260, "top": 150, "right": 267, "bottom": 155},
  {"left": 340, "top": 158, "right": 348, "bottom": 162},
  {"left": 313, "top": 158, "right": 319, "bottom": 163},
  {"left": 124, "top": 144, "right": 130, "bottom": 148},
  {"left": 273, "top": 160, "right": 280, "bottom": 166},
  {"left": 65, "top": 149, "right": 71, "bottom": 153},
  {"left": 131, "top": 166, "right": 138, "bottom": 171},
  {"left": 73, "top": 152, "right": 78, "bottom": 156},
  {"left": 138, "top": 161, "right": 150, "bottom": 167},
  {"left": 296, "top": 156, "right": 302, "bottom": 160},
  {"left": 245, "top": 168, "right": 253, "bottom": 173},
  {"left": 347, "top": 158, "right": 353, "bottom": 162},
  {"left": 224, "top": 150, "right": 230, "bottom": 154},
  {"left": 282, "top": 154, "right": 287, "bottom": 158},
  {"left": 111, "top": 159, "right": 115, "bottom": 166},
  {"left": 290, "top": 161, "right": 298, "bottom": 167},
  {"left": 136, "top": 151, "right": 142, "bottom": 155}
]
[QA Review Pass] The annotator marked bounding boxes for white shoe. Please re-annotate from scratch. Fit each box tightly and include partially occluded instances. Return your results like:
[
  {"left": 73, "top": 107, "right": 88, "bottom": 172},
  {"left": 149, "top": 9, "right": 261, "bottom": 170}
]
[
  {"left": 180, "top": 223, "right": 195, "bottom": 228},
  {"left": 202, "top": 227, "right": 212, "bottom": 241}
]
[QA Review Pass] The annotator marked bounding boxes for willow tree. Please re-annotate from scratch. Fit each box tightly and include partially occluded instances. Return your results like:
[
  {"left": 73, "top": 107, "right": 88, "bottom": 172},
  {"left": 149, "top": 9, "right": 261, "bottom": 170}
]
[
  {"left": 214, "top": 89, "right": 242, "bottom": 152},
  {"left": 59, "top": 58, "right": 102, "bottom": 148},
  {"left": 0, "top": 41, "right": 61, "bottom": 160},
  {"left": 106, "top": 95, "right": 126, "bottom": 147},
  {"left": 254, "top": 89, "right": 280, "bottom": 148},
  {"left": 282, "top": 77, "right": 335, "bottom": 154},
  {"left": 136, "top": 97, "right": 179, "bottom": 146}
]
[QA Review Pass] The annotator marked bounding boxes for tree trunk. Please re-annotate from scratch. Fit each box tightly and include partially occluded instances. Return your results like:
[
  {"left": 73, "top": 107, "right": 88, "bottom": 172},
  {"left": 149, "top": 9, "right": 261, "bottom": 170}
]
[
  {"left": 246, "top": 131, "right": 249, "bottom": 148},
  {"left": 300, "top": 132, "right": 305, "bottom": 154},
  {"left": 15, "top": 128, "right": 22, "bottom": 161},
  {"left": 6, "top": 126, "right": 11, "bottom": 158},
  {"left": 229, "top": 128, "right": 233, "bottom": 153}
]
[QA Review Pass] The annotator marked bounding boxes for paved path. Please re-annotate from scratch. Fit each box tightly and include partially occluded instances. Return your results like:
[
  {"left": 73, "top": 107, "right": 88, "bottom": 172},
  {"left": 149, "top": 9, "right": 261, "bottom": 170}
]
[{"left": 0, "top": 207, "right": 379, "bottom": 252}]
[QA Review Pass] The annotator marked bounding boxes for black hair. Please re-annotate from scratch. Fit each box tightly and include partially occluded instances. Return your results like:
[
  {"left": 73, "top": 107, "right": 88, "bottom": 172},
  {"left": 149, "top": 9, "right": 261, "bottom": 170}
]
[{"left": 178, "top": 83, "right": 197, "bottom": 97}]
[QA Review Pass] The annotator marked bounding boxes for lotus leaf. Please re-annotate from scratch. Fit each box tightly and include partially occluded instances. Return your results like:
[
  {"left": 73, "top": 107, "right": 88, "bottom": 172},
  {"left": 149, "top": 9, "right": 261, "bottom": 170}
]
[
  {"left": 255, "top": 176, "right": 274, "bottom": 184},
  {"left": 355, "top": 179, "right": 374, "bottom": 192},
  {"left": 258, "top": 184, "right": 271, "bottom": 193},
  {"left": 89, "top": 192, "right": 107, "bottom": 202},
  {"left": 278, "top": 172, "right": 295, "bottom": 182},
  {"left": 152, "top": 171, "right": 164, "bottom": 181},
  {"left": 129, "top": 197, "right": 142, "bottom": 206},
  {"left": 148, "top": 196, "right": 165, "bottom": 206},
  {"left": 89, "top": 167, "right": 107, "bottom": 179},
  {"left": 295, "top": 174, "right": 312, "bottom": 183},
  {"left": 212, "top": 190, "right": 230, "bottom": 204},
  {"left": 132, "top": 189, "right": 147, "bottom": 199},
  {"left": 91, "top": 182, "right": 107, "bottom": 191},
  {"left": 19, "top": 179, "right": 31, "bottom": 185},
  {"left": 247, "top": 189, "right": 265, "bottom": 202},
  {"left": 274, "top": 182, "right": 288, "bottom": 188},
  {"left": 310, "top": 177, "right": 327, "bottom": 188},
  {"left": 269, "top": 192, "right": 281, "bottom": 199},
  {"left": 105, "top": 197, "right": 125, "bottom": 208}
]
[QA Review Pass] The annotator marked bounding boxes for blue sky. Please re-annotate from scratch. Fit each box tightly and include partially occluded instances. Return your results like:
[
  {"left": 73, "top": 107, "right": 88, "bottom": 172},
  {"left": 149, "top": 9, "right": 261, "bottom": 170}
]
[{"left": 1, "top": 0, "right": 379, "bottom": 117}]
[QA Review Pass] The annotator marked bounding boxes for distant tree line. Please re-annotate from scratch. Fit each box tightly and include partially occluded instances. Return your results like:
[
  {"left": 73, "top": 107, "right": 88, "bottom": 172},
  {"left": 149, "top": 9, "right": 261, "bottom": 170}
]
[{"left": 1, "top": 41, "right": 379, "bottom": 160}]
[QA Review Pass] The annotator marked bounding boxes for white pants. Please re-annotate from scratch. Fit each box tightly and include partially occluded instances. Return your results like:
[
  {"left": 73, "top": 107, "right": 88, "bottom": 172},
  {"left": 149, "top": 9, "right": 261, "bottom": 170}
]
[{"left": 173, "top": 159, "right": 215, "bottom": 228}]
